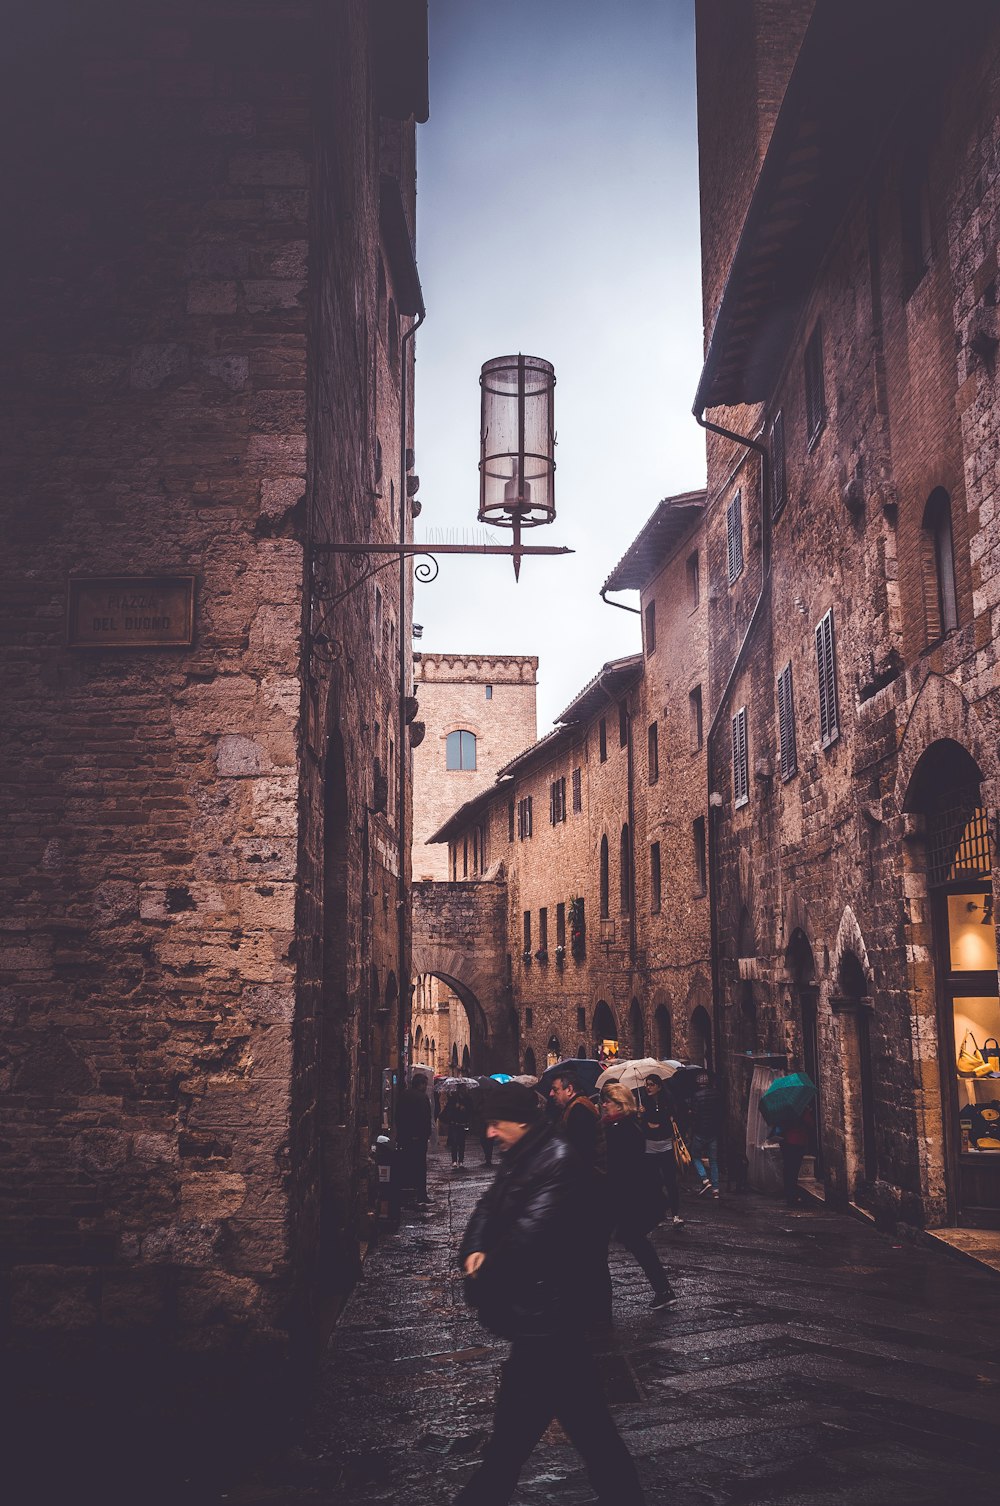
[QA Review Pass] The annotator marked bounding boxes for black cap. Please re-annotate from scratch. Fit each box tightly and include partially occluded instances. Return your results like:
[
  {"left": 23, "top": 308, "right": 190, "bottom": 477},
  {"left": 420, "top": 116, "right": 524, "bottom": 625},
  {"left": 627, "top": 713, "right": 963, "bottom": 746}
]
[{"left": 482, "top": 1081, "right": 542, "bottom": 1124}]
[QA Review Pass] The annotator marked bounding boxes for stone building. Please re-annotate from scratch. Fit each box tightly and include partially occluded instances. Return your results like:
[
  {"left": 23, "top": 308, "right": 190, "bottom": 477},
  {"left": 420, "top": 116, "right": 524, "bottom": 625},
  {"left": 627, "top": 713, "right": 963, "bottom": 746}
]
[
  {"left": 410, "top": 651, "right": 536, "bottom": 1071},
  {"left": 694, "top": 0, "right": 1000, "bottom": 1229},
  {"left": 0, "top": 0, "right": 428, "bottom": 1418}
]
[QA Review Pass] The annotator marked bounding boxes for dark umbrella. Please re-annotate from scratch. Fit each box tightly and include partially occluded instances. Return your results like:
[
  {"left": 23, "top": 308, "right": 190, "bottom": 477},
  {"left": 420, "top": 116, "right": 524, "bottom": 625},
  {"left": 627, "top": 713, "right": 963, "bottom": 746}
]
[
  {"left": 537, "top": 1058, "right": 603, "bottom": 1097},
  {"left": 759, "top": 1072, "right": 816, "bottom": 1126}
]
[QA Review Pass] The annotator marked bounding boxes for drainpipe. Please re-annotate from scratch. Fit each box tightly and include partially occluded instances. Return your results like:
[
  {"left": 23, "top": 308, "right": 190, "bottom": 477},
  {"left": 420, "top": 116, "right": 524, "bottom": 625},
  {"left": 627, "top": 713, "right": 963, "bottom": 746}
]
[
  {"left": 600, "top": 586, "right": 641, "bottom": 616},
  {"left": 693, "top": 404, "right": 771, "bottom": 1136},
  {"left": 396, "top": 307, "right": 425, "bottom": 1106}
]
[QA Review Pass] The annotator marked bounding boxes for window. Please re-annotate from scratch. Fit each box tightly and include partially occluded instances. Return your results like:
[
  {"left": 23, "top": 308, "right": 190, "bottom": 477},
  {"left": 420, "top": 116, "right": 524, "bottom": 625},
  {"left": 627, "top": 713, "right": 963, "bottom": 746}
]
[
  {"left": 523, "top": 911, "right": 531, "bottom": 955},
  {"left": 687, "top": 550, "right": 700, "bottom": 608},
  {"left": 689, "top": 686, "right": 703, "bottom": 751},
  {"left": 726, "top": 490, "right": 744, "bottom": 583},
  {"left": 462, "top": 838, "right": 468, "bottom": 877},
  {"left": 650, "top": 842, "right": 661, "bottom": 912},
  {"left": 472, "top": 826, "right": 479, "bottom": 873},
  {"left": 770, "top": 410, "right": 787, "bottom": 519},
  {"left": 485, "top": 685, "right": 493, "bottom": 700},
  {"left": 776, "top": 662, "right": 797, "bottom": 780},
  {"left": 556, "top": 903, "right": 566, "bottom": 948},
  {"left": 525, "top": 1007, "right": 533, "bottom": 1029},
  {"left": 517, "top": 796, "right": 533, "bottom": 840},
  {"left": 599, "top": 718, "right": 607, "bottom": 762},
  {"left": 921, "top": 488, "right": 958, "bottom": 642},
  {"left": 618, "top": 702, "right": 628, "bottom": 747},
  {"left": 576, "top": 1006, "right": 586, "bottom": 1032},
  {"left": 620, "top": 824, "right": 630, "bottom": 914},
  {"left": 446, "top": 729, "right": 477, "bottom": 770},
  {"left": 572, "top": 766, "right": 582, "bottom": 813},
  {"left": 549, "top": 776, "right": 566, "bottom": 824},
  {"left": 508, "top": 801, "right": 515, "bottom": 842},
  {"left": 815, "top": 610, "right": 839, "bottom": 748},
  {"left": 600, "top": 835, "right": 610, "bottom": 918},
  {"left": 647, "top": 722, "right": 659, "bottom": 784},
  {"left": 644, "top": 601, "right": 656, "bottom": 655},
  {"left": 539, "top": 908, "right": 548, "bottom": 953},
  {"left": 804, "top": 320, "right": 826, "bottom": 445},
  {"left": 693, "top": 816, "right": 707, "bottom": 896},
  {"left": 732, "top": 706, "right": 749, "bottom": 808}
]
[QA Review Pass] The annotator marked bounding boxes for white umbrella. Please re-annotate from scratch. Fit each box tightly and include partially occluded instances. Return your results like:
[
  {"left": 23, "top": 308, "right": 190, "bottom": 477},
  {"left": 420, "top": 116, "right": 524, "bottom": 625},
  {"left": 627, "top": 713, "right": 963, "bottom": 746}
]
[{"left": 595, "top": 1058, "right": 683, "bottom": 1092}]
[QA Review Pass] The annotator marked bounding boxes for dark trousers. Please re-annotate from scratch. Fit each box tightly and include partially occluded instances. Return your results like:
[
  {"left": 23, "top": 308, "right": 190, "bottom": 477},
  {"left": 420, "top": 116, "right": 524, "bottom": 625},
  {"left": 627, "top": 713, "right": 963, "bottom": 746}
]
[
  {"left": 453, "top": 1335, "right": 646, "bottom": 1506},
  {"left": 447, "top": 1125, "right": 467, "bottom": 1164},
  {"left": 649, "top": 1149, "right": 680, "bottom": 1216},
  {"left": 780, "top": 1142, "right": 806, "bottom": 1205},
  {"left": 614, "top": 1222, "right": 672, "bottom": 1296},
  {"left": 398, "top": 1139, "right": 428, "bottom": 1200}
]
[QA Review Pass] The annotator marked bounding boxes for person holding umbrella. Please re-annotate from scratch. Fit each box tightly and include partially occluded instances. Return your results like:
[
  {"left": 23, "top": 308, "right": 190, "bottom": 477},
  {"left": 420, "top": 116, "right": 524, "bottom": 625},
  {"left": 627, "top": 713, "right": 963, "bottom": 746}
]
[
  {"left": 600, "top": 1085, "right": 678, "bottom": 1309},
  {"left": 638, "top": 1073, "right": 684, "bottom": 1227},
  {"left": 759, "top": 1070, "right": 817, "bottom": 1206}
]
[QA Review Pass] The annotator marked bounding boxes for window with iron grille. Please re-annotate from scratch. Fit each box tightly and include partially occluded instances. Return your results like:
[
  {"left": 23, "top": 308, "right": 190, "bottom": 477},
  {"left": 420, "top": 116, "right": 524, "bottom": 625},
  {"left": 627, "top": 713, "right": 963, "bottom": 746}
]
[
  {"left": 644, "top": 601, "right": 656, "bottom": 655},
  {"left": 647, "top": 722, "right": 659, "bottom": 784},
  {"left": 776, "top": 662, "right": 797, "bottom": 780},
  {"left": 726, "top": 490, "right": 744, "bottom": 584},
  {"left": 650, "top": 842, "right": 661, "bottom": 913},
  {"left": 804, "top": 321, "right": 826, "bottom": 444},
  {"left": 572, "top": 766, "right": 582, "bottom": 812},
  {"left": 549, "top": 776, "right": 566, "bottom": 824},
  {"left": 815, "top": 609, "right": 839, "bottom": 748},
  {"left": 926, "top": 793, "right": 992, "bottom": 888},
  {"left": 517, "top": 795, "right": 533, "bottom": 839},
  {"left": 732, "top": 705, "right": 749, "bottom": 808},
  {"left": 770, "top": 410, "right": 787, "bottom": 519}
]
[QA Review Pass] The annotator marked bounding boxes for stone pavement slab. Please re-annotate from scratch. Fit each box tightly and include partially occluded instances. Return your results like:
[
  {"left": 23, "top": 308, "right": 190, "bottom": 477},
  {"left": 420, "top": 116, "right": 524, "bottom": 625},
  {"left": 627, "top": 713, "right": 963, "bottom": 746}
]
[{"left": 216, "top": 1142, "right": 1000, "bottom": 1506}]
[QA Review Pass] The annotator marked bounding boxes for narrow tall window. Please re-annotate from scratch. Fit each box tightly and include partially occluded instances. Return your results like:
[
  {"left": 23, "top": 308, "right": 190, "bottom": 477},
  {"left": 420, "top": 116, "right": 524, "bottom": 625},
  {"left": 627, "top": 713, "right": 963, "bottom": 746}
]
[
  {"left": 549, "top": 776, "right": 566, "bottom": 824},
  {"left": 647, "top": 722, "right": 659, "bottom": 784},
  {"left": 508, "top": 801, "right": 515, "bottom": 842},
  {"left": 618, "top": 702, "right": 628, "bottom": 748},
  {"left": 644, "top": 601, "right": 656, "bottom": 655},
  {"left": 921, "top": 488, "right": 958, "bottom": 642},
  {"left": 485, "top": 685, "right": 493, "bottom": 700},
  {"left": 539, "top": 907, "right": 548, "bottom": 953},
  {"left": 687, "top": 550, "right": 700, "bottom": 608},
  {"left": 732, "top": 706, "right": 749, "bottom": 808},
  {"left": 599, "top": 718, "right": 607, "bottom": 762},
  {"left": 776, "top": 662, "right": 797, "bottom": 780},
  {"left": 689, "top": 685, "right": 703, "bottom": 752},
  {"left": 620, "top": 824, "right": 630, "bottom": 914},
  {"left": 517, "top": 795, "right": 533, "bottom": 839},
  {"left": 693, "top": 816, "right": 707, "bottom": 896},
  {"left": 446, "top": 729, "right": 477, "bottom": 770},
  {"left": 815, "top": 609, "right": 839, "bottom": 748},
  {"left": 726, "top": 490, "right": 744, "bottom": 583},
  {"left": 770, "top": 410, "right": 787, "bottom": 519},
  {"left": 374, "top": 586, "right": 383, "bottom": 652},
  {"left": 463, "top": 838, "right": 468, "bottom": 877},
  {"left": 804, "top": 320, "right": 826, "bottom": 444},
  {"left": 650, "top": 842, "right": 662, "bottom": 913},
  {"left": 556, "top": 903, "right": 566, "bottom": 949},
  {"left": 523, "top": 912, "right": 531, "bottom": 954},
  {"left": 600, "top": 835, "right": 609, "bottom": 918},
  {"left": 572, "top": 766, "right": 582, "bottom": 813}
]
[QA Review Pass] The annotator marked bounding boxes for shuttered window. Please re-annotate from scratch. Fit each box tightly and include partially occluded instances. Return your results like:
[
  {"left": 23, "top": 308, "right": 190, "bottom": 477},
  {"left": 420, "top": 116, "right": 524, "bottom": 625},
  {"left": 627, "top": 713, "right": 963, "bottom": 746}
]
[
  {"left": 815, "top": 609, "right": 839, "bottom": 748},
  {"left": 572, "top": 766, "right": 582, "bottom": 812},
  {"left": 770, "top": 410, "right": 787, "bottom": 519},
  {"left": 776, "top": 662, "right": 797, "bottom": 780},
  {"left": 726, "top": 491, "right": 744, "bottom": 584},
  {"left": 517, "top": 795, "right": 533, "bottom": 839},
  {"left": 647, "top": 722, "right": 659, "bottom": 784},
  {"left": 732, "top": 706, "right": 749, "bottom": 808},
  {"left": 549, "top": 776, "right": 566, "bottom": 824}
]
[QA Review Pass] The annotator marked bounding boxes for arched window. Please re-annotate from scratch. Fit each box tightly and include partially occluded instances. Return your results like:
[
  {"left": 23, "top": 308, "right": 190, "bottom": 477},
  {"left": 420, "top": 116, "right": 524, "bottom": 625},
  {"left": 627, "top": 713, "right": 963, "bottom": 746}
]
[
  {"left": 523, "top": 1046, "right": 537, "bottom": 1076},
  {"left": 690, "top": 1004, "right": 713, "bottom": 1071},
  {"left": 620, "top": 824, "right": 630, "bottom": 914},
  {"left": 629, "top": 998, "right": 644, "bottom": 1058},
  {"left": 599, "top": 834, "right": 609, "bottom": 918},
  {"left": 414, "top": 1026, "right": 423, "bottom": 1053},
  {"left": 654, "top": 1005, "right": 672, "bottom": 1060},
  {"left": 546, "top": 1035, "right": 560, "bottom": 1068},
  {"left": 921, "top": 489, "right": 958, "bottom": 643},
  {"left": 446, "top": 730, "right": 477, "bottom": 770}
]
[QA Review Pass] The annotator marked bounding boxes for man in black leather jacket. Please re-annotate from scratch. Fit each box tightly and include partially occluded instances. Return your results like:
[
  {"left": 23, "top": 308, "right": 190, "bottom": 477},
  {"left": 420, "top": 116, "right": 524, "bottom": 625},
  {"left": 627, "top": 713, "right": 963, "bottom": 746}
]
[{"left": 454, "top": 1082, "right": 645, "bottom": 1506}]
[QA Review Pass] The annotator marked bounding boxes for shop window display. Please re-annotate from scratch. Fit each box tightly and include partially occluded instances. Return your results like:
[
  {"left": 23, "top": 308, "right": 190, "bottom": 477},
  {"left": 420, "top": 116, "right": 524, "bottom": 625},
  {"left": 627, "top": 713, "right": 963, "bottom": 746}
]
[{"left": 949, "top": 891, "right": 1000, "bottom": 1152}]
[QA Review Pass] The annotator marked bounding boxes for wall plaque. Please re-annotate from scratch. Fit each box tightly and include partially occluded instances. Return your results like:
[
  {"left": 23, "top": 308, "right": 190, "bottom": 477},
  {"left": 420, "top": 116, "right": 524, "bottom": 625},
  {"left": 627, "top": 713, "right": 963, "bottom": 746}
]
[{"left": 67, "top": 575, "right": 195, "bottom": 648}]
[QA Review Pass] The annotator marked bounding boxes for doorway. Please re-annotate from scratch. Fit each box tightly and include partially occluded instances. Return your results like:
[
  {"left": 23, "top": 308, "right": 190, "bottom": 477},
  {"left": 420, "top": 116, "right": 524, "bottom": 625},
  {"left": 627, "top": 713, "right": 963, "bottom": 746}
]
[{"left": 787, "top": 929, "right": 824, "bottom": 1180}]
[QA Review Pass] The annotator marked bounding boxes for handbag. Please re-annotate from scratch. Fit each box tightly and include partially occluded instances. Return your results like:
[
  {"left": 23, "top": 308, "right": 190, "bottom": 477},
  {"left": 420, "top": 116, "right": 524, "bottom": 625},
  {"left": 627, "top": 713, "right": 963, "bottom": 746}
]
[
  {"left": 672, "top": 1120, "right": 692, "bottom": 1167},
  {"left": 957, "top": 1030, "right": 992, "bottom": 1077},
  {"left": 983, "top": 1038, "right": 1000, "bottom": 1072}
]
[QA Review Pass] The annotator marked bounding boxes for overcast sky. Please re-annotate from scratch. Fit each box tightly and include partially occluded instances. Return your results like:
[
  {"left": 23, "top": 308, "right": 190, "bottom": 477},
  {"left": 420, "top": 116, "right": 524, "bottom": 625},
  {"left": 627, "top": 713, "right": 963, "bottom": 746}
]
[{"left": 414, "top": 0, "right": 707, "bottom": 733}]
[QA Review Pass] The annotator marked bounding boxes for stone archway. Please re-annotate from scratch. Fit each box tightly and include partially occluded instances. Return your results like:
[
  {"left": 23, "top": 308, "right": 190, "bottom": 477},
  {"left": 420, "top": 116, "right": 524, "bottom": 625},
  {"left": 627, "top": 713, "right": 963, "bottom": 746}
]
[{"left": 412, "top": 880, "right": 513, "bottom": 1071}]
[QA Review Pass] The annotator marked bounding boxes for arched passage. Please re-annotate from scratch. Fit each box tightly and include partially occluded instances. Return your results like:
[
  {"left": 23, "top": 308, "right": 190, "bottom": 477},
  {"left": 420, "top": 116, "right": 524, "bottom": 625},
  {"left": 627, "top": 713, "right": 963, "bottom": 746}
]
[
  {"left": 523, "top": 1046, "right": 537, "bottom": 1076},
  {"left": 786, "top": 928, "right": 822, "bottom": 1178},
  {"left": 593, "top": 1000, "right": 618, "bottom": 1057},
  {"left": 690, "top": 1004, "right": 713, "bottom": 1070},
  {"left": 413, "top": 971, "right": 489, "bottom": 1076},
  {"left": 628, "top": 998, "right": 644, "bottom": 1058},
  {"left": 654, "top": 1004, "right": 672, "bottom": 1060}
]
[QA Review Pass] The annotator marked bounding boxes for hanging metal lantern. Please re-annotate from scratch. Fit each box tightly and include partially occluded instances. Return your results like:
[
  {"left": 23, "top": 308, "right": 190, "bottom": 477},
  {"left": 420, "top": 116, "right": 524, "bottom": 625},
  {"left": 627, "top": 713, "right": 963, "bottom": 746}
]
[{"left": 479, "top": 356, "right": 556, "bottom": 575}]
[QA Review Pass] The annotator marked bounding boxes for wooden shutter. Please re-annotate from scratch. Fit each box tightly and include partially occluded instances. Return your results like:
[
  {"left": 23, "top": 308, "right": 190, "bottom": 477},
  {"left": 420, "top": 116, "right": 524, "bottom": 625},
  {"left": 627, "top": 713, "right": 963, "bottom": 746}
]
[
  {"left": 549, "top": 782, "right": 555, "bottom": 825},
  {"left": 777, "top": 662, "right": 796, "bottom": 780},
  {"left": 816, "top": 610, "right": 839, "bottom": 746},
  {"left": 732, "top": 706, "right": 748, "bottom": 806},
  {"left": 727, "top": 491, "right": 743, "bottom": 583}
]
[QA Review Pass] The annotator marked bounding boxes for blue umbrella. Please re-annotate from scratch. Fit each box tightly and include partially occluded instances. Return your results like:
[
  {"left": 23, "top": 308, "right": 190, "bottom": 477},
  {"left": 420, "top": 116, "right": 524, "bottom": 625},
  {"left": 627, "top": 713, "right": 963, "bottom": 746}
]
[
  {"left": 489, "top": 1072, "right": 512, "bottom": 1083},
  {"left": 759, "top": 1072, "right": 816, "bottom": 1126}
]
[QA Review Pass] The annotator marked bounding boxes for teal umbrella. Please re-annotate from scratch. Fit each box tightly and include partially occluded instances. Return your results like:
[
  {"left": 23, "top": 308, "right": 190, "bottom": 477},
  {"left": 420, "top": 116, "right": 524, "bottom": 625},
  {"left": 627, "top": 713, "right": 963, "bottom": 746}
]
[
  {"left": 759, "top": 1072, "right": 816, "bottom": 1127},
  {"left": 489, "top": 1072, "right": 512, "bottom": 1083}
]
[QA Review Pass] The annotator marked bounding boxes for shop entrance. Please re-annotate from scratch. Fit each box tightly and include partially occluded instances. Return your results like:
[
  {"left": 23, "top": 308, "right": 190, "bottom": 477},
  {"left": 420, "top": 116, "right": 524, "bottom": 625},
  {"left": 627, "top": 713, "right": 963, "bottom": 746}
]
[
  {"left": 787, "top": 929, "right": 824, "bottom": 1181},
  {"left": 910, "top": 744, "right": 998, "bottom": 1227}
]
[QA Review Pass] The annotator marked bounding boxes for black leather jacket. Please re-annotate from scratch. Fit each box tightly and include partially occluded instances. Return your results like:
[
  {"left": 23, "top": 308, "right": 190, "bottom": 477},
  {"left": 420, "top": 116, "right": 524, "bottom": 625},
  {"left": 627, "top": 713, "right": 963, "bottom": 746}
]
[{"left": 459, "top": 1118, "right": 589, "bottom": 1338}]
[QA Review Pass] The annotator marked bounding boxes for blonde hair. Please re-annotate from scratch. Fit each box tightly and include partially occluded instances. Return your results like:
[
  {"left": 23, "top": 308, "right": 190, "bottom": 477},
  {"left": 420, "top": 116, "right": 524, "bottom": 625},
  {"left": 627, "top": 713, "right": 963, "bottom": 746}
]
[{"left": 601, "top": 1083, "right": 637, "bottom": 1116}]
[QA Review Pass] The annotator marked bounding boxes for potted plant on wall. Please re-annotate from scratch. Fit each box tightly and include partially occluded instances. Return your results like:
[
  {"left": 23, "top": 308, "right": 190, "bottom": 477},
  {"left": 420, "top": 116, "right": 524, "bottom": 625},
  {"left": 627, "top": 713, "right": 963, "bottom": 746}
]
[{"left": 554, "top": 944, "right": 566, "bottom": 968}]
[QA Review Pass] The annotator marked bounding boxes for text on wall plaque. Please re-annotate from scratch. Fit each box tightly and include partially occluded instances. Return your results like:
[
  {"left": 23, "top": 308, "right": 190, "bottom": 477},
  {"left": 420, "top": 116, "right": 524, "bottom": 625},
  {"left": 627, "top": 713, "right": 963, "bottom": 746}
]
[{"left": 67, "top": 576, "right": 195, "bottom": 648}]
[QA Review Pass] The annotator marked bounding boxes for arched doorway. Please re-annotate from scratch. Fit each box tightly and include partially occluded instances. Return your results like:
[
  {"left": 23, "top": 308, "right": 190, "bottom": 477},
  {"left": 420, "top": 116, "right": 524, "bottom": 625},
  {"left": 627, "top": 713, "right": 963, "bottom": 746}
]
[
  {"left": 690, "top": 1004, "right": 713, "bottom": 1070},
  {"left": 905, "top": 739, "right": 997, "bottom": 1223},
  {"left": 786, "top": 929, "right": 822, "bottom": 1178},
  {"left": 577, "top": 1043, "right": 587, "bottom": 1058},
  {"left": 654, "top": 1004, "right": 672, "bottom": 1060},
  {"left": 737, "top": 907, "right": 758, "bottom": 1055},
  {"left": 546, "top": 1035, "right": 561, "bottom": 1069},
  {"left": 628, "top": 998, "right": 644, "bottom": 1058},
  {"left": 593, "top": 1000, "right": 618, "bottom": 1059},
  {"left": 523, "top": 1046, "right": 537, "bottom": 1076},
  {"left": 837, "top": 949, "right": 877, "bottom": 1195},
  {"left": 461, "top": 1044, "right": 471, "bottom": 1074}
]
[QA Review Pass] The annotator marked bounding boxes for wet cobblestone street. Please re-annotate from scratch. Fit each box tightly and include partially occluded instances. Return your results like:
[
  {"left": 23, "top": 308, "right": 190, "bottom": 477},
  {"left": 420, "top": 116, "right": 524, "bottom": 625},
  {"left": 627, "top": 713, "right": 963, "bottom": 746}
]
[{"left": 222, "top": 1142, "right": 1000, "bottom": 1506}]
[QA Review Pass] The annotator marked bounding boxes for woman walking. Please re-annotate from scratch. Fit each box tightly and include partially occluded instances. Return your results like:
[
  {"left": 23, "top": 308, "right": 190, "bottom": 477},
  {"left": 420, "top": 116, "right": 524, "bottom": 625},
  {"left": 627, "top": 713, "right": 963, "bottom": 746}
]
[
  {"left": 440, "top": 1089, "right": 472, "bottom": 1167},
  {"left": 638, "top": 1073, "right": 684, "bottom": 1226},
  {"left": 600, "top": 1085, "right": 677, "bottom": 1310}
]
